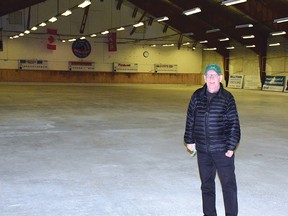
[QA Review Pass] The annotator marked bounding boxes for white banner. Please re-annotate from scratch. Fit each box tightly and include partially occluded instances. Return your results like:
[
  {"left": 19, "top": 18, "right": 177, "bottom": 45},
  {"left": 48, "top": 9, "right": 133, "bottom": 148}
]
[
  {"left": 69, "top": 61, "right": 95, "bottom": 71},
  {"left": 228, "top": 75, "right": 244, "bottom": 89},
  {"left": 154, "top": 64, "right": 177, "bottom": 73},
  {"left": 113, "top": 63, "right": 138, "bottom": 72},
  {"left": 18, "top": 59, "right": 48, "bottom": 70},
  {"left": 243, "top": 75, "right": 262, "bottom": 89}
]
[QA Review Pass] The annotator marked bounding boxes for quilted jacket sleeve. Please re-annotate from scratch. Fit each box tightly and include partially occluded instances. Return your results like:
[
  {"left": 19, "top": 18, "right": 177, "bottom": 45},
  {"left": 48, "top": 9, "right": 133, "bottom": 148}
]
[{"left": 184, "top": 93, "right": 197, "bottom": 144}]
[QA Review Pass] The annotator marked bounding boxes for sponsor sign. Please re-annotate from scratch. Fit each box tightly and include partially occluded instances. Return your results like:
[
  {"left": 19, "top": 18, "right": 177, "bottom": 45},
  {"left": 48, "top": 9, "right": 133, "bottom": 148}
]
[
  {"left": 113, "top": 63, "right": 138, "bottom": 72},
  {"left": 154, "top": 64, "right": 177, "bottom": 73},
  {"left": 18, "top": 59, "right": 48, "bottom": 70},
  {"left": 228, "top": 75, "right": 244, "bottom": 89},
  {"left": 68, "top": 61, "right": 95, "bottom": 71},
  {"left": 262, "top": 76, "right": 285, "bottom": 92},
  {"left": 72, "top": 39, "right": 91, "bottom": 58}
]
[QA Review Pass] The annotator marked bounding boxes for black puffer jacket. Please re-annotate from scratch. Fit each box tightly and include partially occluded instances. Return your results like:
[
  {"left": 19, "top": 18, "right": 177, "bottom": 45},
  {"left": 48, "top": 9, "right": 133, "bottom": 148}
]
[{"left": 184, "top": 83, "right": 241, "bottom": 153}]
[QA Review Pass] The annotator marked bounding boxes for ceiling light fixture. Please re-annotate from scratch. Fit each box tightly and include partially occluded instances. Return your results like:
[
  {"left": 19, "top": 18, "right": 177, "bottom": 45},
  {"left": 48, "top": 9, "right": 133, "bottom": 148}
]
[
  {"left": 68, "top": 38, "right": 76, "bottom": 42},
  {"left": 183, "top": 7, "right": 201, "bottom": 16},
  {"left": 246, "top": 45, "right": 256, "bottom": 48},
  {"left": 80, "top": 37, "right": 86, "bottom": 40},
  {"left": 31, "top": 26, "right": 37, "bottom": 31},
  {"left": 235, "top": 23, "right": 253, "bottom": 29},
  {"left": 162, "top": 44, "right": 174, "bottom": 47},
  {"left": 24, "top": 30, "right": 30, "bottom": 34},
  {"left": 117, "top": 27, "right": 125, "bottom": 31},
  {"left": 199, "top": 40, "right": 208, "bottom": 43},
  {"left": 101, "top": 30, "right": 109, "bottom": 35},
  {"left": 39, "top": 22, "right": 46, "bottom": 27},
  {"left": 62, "top": 10, "right": 72, "bottom": 16},
  {"left": 273, "top": 17, "right": 288, "bottom": 23},
  {"left": 183, "top": 42, "right": 191, "bottom": 46},
  {"left": 206, "top": 28, "right": 220, "bottom": 33},
  {"left": 49, "top": 17, "right": 57, "bottom": 23},
  {"left": 157, "top": 16, "right": 169, "bottom": 22},
  {"left": 269, "top": 43, "right": 280, "bottom": 47},
  {"left": 221, "top": 0, "right": 247, "bottom": 6},
  {"left": 242, "top": 35, "right": 255, "bottom": 39},
  {"left": 133, "top": 22, "right": 144, "bottom": 27},
  {"left": 219, "top": 37, "right": 229, "bottom": 41},
  {"left": 90, "top": 34, "right": 97, "bottom": 37},
  {"left": 271, "top": 31, "right": 286, "bottom": 36},
  {"left": 226, "top": 46, "right": 235, "bottom": 50},
  {"left": 78, "top": 0, "right": 91, "bottom": 8},
  {"left": 203, "top": 48, "right": 217, "bottom": 51}
]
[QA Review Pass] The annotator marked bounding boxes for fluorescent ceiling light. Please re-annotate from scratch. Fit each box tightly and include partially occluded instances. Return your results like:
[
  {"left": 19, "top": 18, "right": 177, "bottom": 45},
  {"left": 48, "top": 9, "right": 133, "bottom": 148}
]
[
  {"left": 31, "top": 26, "right": 37, "bottom": 31},
  {"left": 203, "top": 48, "right": 217, "bottom": 51},
  {"left": 101, "top": 30, "right": 109, "bottom": 35},
  {"left": 90, "top": 34, "right": 97, "bottom": 37},
  {"left": 221, "top": 0, "right": 247, "bottom": 6},
  {"left": 68, "top": 38, "right": 76, "bottom": 42},
  {"left": 62, "top": 10, "right": 72, "bottom": 16},
  {"left": 78, "top": 0, "right": 91, "bottom": 8},
  {"left": 226, "top": 46, "right": 235, "bottom": 50},
  {"left": 183, "top": 7, "right": 201, "bottom": 16},
  {"left": 246, "top": 45, "right": 255, "bottom": 48},
  {"left": 199, "top": 40, "right": 208, "bottom": 43},
  {"left": 24, "top": 30, "right": 30, "bottom": 34},
  {"left": 39, "top": 22, "right": 46, "bottom": 27},
  {"left": 183, "top": 42, "right": 191, "bottom": 46},
  {"left": 62, "top": 40, "right": 66, "bottom": 43},
  {"left": 242, "top": 35, "right": 255, "bottom": 39},
  {"left": 235, "top": 23, "right": 253, "bottom": 29},
  {"left": 49, "top": 17, "right": 57, "bottom": 23},
  {"left": 206, "top": 28, "right": 220, "bottom": 33},
  {"left": 133, "top": 22, "right": 144, "bottom": 27},
  {"left": 271, "top": 31, "right": 286, "bottom": 36},
  {"left": 157, "top": 16, "right": 169, "bottom": 22},
  {"left": 273, "top": 17, "right": 288, "bottom": 23},
  {"left": 219, "top": 37, "right": 229, "bottom": 42},
  {"left": 269, "top": 43, "right": 280, "bottom": 47},
  {"left": 117, "top": 27, "right": 125, "bottom": 31},
  {"left": 80, "top": 37, "right": 86, "bottom": 40},
  {"left": 150, "top": 45, "right": 157, "bottom": 47},
  {"left": 13, "top": 35, "right": 19, "bottom": 38},
  {"left": 162, "top": 44, "right": 174, "bottom": 47},
  {"left": 19, "top": 33, "right": 24, "bottom": 36}
]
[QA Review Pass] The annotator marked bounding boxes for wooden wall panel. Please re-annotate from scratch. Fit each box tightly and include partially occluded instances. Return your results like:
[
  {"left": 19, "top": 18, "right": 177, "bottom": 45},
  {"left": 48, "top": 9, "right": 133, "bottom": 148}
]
[{"left": 0, "top": 69, "right": 201, "bottom": 85}]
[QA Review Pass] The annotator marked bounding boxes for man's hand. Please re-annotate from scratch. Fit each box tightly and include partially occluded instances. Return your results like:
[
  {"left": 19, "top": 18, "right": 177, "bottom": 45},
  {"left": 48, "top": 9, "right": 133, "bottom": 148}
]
[
  {"left": 186, "top": 143, "right": 196, "bottom": 152},
  {"left": 225, "top": 150, "right": 234, "bottom": 158}
]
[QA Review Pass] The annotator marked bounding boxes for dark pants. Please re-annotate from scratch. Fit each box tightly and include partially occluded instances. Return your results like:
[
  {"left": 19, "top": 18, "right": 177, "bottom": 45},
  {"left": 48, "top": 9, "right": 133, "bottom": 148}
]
[{"left": 197, "top": 151, "right": 238, "bottom": 216}]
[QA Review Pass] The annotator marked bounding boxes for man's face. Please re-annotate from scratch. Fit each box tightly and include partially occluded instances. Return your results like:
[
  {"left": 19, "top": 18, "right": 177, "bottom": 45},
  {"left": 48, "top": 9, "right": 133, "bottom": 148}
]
[{"left": 204, "top": 70, "right": 222, "bottom": 93}]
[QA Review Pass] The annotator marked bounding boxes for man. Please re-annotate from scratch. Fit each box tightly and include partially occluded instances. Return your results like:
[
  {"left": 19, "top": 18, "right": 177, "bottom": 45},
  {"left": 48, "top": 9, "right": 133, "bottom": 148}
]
[{"left": 184, "top": 64, "right": 241, "bottom": 216}]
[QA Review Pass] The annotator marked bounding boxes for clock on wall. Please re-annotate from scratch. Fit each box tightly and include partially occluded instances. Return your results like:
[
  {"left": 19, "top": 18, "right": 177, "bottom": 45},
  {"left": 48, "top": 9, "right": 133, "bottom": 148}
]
[{"left": 143, "top": 51, "right": 149, "bottom": 58}]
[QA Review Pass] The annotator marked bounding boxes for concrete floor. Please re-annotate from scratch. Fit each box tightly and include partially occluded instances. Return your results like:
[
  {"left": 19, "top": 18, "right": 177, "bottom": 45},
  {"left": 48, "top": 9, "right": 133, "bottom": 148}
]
[{"left": 0, "top": 83, "right": 287, "bottom": 216}]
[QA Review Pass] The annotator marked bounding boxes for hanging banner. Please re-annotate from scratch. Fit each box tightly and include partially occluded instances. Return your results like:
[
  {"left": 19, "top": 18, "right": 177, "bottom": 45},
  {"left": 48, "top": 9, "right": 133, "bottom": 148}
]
[
  {"left": 113, "top": 63, "right": 138, "bottom": 72},
  {"left": 262, "top": 76, "right": 285, "bottom": 92},
  {"left": 227, "top": 75, "right": 244, "bottom": 89},
  {"left": 108, "top": 32, "right": 117, "bottom": 52},
  {"left": 284, "top": 76, "right": 288, "bottom": 93},
  {"left": 47, "top": 28, "right": 57, "bottom": 50},
  {"left": 0, "top": 30, "right": 3, "bottom": 51}
]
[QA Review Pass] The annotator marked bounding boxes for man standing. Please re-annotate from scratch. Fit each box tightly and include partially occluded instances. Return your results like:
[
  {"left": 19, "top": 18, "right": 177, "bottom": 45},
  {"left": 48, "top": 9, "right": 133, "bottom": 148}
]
[{"left": 184, "top": 64, "right": 241, "bottom": 216}]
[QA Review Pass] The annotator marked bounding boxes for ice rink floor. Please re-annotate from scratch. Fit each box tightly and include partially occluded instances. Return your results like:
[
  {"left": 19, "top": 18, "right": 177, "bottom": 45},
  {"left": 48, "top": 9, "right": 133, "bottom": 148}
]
[{"left": 0, "top": 83, "right": 287, "bottom": 216}]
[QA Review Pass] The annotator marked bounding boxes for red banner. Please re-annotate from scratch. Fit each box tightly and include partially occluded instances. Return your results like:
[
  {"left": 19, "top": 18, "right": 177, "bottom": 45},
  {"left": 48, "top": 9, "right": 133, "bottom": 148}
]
[
  {"left": 108, "top": 32, "right": 117, "bottom": 52},
  {"left": 47, "top": 28, "right": 57, "bottom": 50}
]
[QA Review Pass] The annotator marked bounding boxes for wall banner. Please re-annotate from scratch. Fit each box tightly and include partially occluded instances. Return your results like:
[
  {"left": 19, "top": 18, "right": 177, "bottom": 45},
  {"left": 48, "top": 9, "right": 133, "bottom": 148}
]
[
  {"left": 154, "top": 64, "right": 177, "bottom": 73},
  {"left": 227, "top": 75, "right": 244, "bottom": 89},
  {"left": 68, "top": 61, "right": 95, "bottom": 71},
  {"left": 18, "top": 59, "right": 48, "bottom": 70},
  {"left": 262, "top": 76, "right": 285, "bottom": 92},
  {"left": 243, "top": 75, "right": 262, "bottom": 90},
  {"left": 113, "top": 63, "right": 138, "bottom": 72}
]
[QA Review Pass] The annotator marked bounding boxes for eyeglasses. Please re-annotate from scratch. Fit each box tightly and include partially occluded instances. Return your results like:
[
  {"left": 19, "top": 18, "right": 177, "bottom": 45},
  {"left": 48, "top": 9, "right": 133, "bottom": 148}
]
[{"left": 205, "top": 74, "right": 219, "bottom": 79}]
